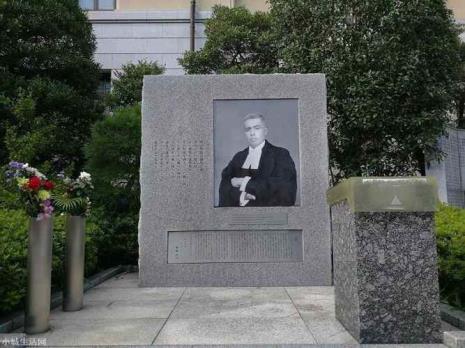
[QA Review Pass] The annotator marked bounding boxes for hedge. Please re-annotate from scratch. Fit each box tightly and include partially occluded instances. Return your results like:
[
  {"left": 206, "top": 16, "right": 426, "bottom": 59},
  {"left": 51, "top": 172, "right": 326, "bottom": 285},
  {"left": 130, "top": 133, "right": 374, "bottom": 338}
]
[
  {"left": 435, "top": 203, "right": 465, "bottom": 309},
  {"left": 2, "top": 201, "right": 465, "bottom": 314},
  {"left": 0, "top": 209, "right": 100, "bottom": 316}
]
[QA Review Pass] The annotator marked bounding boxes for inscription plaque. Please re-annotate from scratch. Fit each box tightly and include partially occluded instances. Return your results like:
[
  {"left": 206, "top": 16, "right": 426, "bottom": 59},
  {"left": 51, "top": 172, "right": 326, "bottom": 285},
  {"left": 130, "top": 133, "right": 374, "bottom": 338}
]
[
  {"left": 230, "top": 213, "right": 288, "bottom": 225},
  {"left": 168, "top": 229, "right": 303, "bottom": 263},
  {"left": 152, "top": 140, "right": 206, "bottom": 180}
]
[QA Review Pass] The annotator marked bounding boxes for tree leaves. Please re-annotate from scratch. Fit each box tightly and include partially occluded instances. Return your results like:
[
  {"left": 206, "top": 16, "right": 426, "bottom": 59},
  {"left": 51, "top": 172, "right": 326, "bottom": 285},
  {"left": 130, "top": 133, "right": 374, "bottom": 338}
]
[
  {"left": 53, "top": 194, "right": 88, "bottom": 216},
  {"left": 271, "top": 0, "right": 461, "bottom": 182},
  {"left": 107, "top": 60, "right": 164, "bottom": 109},
  {"left": 179, "top": 5, "right": 279, "bottom": 74},
  {"left": 0, "top": 0, "right": 101, "bottom": 173}
]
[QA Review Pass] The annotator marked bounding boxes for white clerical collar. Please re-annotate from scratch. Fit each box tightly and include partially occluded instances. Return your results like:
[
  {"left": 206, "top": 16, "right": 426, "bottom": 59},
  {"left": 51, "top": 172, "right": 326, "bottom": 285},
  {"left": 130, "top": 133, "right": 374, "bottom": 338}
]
[
  {"left": 242, "top": 140, "right": 265, "bottom": 171},
  {"left": 248, "top": 140, "right": 266, "bottom": 153}
]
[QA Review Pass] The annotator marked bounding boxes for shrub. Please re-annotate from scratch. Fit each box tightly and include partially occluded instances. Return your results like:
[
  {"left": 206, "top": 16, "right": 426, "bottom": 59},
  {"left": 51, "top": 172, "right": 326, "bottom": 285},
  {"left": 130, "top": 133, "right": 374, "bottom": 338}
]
[
  {"left": 85, "top": 104, "right": 141, "bottom": 266},
  {"left": 435, "top": 203, "right": 465, "bottom": 309},
  {"left": 0, "top": 209, "right": 28, "bottom": 315},
  {"left": 0, "top": 209, "right": 100, "bottom": 315},
  {"left": 106, "top": 60, "right": 164, "bottom": 108},
  {"left": 87, "top": 208, "right": 139, "bottom": 268}
]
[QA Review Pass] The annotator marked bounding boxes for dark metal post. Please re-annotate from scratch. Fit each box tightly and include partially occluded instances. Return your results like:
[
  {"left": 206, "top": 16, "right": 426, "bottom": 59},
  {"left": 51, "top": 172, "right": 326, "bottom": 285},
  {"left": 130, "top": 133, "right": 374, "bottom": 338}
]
[{"left": 190, "top": 0, "right": 196, "bottom": 51}]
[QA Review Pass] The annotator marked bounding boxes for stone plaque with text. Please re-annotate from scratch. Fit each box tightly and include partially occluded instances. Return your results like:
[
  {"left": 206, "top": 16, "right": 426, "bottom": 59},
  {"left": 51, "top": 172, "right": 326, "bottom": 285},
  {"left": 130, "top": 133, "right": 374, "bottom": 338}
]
[{"left": 139, "top": 74, "right": 331, "bottom": 286}]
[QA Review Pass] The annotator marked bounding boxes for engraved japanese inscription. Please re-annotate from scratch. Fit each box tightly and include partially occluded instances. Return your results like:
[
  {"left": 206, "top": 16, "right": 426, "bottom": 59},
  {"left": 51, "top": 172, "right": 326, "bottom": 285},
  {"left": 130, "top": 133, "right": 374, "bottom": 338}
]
[{"left": 168, "top": 229, "right": 303, "bottom": 263}]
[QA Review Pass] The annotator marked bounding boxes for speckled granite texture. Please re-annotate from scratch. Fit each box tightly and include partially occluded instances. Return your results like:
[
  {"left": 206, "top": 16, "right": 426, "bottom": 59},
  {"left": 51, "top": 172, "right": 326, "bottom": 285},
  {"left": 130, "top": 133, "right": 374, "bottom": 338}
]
[
  {"left": 331, "top": 201, "right": 442, "bottom": 344},
  {"left": 139, "top": 75, "right": 332, "bottom": 286}
]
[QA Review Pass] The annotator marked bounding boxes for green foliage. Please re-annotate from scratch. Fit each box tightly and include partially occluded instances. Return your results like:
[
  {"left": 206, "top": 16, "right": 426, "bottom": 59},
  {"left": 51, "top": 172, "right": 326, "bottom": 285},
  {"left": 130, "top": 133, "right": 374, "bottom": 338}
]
[
  {"left": 455, "top": 39, "right": 465, "bottom": 128},
  {"left": 86, "top": 104, "right": 141, "bottom": 201},
  {"left": 85, "top": 104, "right": 141, "bottom": 265},
  {"left": 53, "top": 196, "right": 89, "bottom": 216},
  {"left": 0, "top": 209, "right": 28, "bottom": 314},
  {"left": 87, "top": 208, "right": 139, "bottom": 267},
  {"left": 0, "top": 0, "right": 101, "bottom": 173},
  {"left": 270, "top": 0, "right": 462, "bottom": 182},
  {"left": 107, "top": 60, "right": 164, "bottom": 108},
  {"left": 179, "top": 5, "right": 278, "bottom": 74},
  {"left": 0, "top": 170, "right": 21, "bottom": 211},
  {"left": 0, "top": 209, "right": 100, "bottom": 315},
  {"left": 53, "top": 173, "right": 93, "bottom": 217},
  {"left": 5, "top": 78, "right": 101, "bottom": 174},
  {"left": 435, "top": 204, "right": 465, "bottom": 309}
]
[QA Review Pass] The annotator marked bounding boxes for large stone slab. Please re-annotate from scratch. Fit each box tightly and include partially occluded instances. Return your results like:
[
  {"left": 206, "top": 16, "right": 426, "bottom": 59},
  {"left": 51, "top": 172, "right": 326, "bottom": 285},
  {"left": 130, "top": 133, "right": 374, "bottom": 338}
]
[
  {"left": 153, "top": 316, "right": 317, "bottom": 345},
  {"left": 170, "top": 287, "right": 296, "bottom": 319},
  {"left": 25, "top": 318, "right": 164, "bottom": 346},
  {"left": 83, "top": 286, "right": 185, "bottom": 302},
  {"left": 139, "top": 74, "right": 331, "bottom": 286},
  {"left": 50, "top": 299, "right": 178, "bottom": 320}
]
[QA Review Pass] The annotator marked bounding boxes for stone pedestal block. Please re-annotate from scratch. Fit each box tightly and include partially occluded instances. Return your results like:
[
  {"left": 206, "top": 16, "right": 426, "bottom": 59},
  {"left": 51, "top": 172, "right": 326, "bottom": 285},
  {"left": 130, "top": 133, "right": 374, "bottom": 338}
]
[{"left": 327, "top": 177, "right": 442, "bottom": 344}]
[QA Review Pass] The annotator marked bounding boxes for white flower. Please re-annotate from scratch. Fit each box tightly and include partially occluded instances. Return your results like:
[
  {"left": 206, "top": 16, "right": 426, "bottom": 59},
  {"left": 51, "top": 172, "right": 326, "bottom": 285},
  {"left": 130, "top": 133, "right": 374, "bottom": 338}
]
[
  {"left": 79, "top": 171, "right": 91, "bottom": 181},
  {"left": 23, "top": 164, "right": 45, "bottom": 178},
  {"left": 34, "top": 169, "right": 46, "bottom": 179}
]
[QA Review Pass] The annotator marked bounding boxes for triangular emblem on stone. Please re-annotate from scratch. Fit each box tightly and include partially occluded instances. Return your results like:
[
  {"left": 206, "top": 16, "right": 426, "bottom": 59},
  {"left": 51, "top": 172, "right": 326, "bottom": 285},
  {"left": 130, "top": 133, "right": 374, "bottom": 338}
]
[{"left": 390, "top": 195, "right": 402, "bottom": 206}]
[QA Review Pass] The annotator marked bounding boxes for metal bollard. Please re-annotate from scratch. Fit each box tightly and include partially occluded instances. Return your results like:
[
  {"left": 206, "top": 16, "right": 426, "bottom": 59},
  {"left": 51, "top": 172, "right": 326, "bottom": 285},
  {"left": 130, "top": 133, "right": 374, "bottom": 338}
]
[
  {"left": 63, "top": 216, "right": 86, "bottom": 312},
  {"left": 25, "top": 216, "right": 53, "bottom": 334}
]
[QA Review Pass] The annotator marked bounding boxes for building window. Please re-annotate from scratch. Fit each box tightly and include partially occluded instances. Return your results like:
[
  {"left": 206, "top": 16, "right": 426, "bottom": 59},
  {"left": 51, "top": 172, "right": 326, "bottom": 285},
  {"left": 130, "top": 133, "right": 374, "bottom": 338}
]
[
  {"left": 97, "top": 71, "right": 112, "bottom": 96},
  {"left": 79, "top": 0, "right": 115, "bottom": 11}
]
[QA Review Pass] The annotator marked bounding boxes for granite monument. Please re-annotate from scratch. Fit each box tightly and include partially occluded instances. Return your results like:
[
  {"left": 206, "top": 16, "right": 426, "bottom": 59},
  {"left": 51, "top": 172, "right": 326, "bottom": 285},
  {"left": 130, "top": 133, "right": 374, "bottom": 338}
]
[{"left": 139, "top": 74, "right": 331, "bottom": 286}]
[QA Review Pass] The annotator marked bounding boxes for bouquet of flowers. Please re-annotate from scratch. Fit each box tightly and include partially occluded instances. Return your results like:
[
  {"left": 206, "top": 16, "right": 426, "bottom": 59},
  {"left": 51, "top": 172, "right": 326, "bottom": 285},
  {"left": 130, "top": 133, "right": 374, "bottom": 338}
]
[
  {"left": 5, "top": 161, "right": 55, "bottom": 220},
  {"left": 54, "top": 171, "right": 93, "bottom": 217}
]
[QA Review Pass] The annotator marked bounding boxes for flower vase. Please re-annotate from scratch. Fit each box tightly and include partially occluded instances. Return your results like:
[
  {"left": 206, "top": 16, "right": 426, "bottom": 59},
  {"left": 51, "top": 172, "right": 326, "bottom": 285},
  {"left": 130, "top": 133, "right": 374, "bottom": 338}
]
[
  {"left": 25, "top": 216, "right": 53, "bottom": 334},
  {"left": 63, "top": 216, "right": 86, "bottom": 311}
]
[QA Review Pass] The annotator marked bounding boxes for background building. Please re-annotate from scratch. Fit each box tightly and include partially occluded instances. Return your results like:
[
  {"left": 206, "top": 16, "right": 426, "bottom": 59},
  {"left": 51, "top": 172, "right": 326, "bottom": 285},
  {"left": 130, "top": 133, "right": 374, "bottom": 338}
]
[
  {"left": 80, "top": 0, "right": 465, "bottom": 91},
  {"left": 81, "top": 0, "right": 267, "bottom": 93}
]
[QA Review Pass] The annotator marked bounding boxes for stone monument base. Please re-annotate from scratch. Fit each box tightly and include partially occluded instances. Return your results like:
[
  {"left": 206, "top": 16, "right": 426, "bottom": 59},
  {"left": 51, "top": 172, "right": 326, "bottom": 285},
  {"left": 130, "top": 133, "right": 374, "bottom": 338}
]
[{"left": 328, "top": 177, "right": 442, "bottom": 344}]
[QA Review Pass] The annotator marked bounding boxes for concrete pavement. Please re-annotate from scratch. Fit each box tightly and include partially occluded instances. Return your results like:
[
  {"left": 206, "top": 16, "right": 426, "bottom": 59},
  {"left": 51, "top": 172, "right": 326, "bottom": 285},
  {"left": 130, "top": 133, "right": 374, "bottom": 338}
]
[{"left": 10, "top": 271, "right": 461, "bottom": 347}]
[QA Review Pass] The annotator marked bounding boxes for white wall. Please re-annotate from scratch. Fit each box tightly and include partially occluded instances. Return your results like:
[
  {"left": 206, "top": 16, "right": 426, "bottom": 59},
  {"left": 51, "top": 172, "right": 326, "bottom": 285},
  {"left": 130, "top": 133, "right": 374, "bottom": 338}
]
[{"left": 87, "top": 10, "right": 210, "bottom": 75}]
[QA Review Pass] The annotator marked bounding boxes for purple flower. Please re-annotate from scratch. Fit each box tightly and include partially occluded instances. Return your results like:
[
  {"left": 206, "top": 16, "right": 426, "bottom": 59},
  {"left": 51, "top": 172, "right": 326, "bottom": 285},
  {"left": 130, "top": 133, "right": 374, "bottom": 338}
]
[
  {"left": 8, "top": 161, "right": 24, "bottom": 170},
  {"left": 42, "top": 200, "right": 54, "bottom": 216}
]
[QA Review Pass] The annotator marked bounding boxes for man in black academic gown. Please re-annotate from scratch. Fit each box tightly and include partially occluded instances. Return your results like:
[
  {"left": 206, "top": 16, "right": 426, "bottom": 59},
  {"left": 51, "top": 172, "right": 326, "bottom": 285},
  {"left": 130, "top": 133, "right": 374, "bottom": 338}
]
[{"left": 219, "top": 113, "right": 297, "bottom": 207}]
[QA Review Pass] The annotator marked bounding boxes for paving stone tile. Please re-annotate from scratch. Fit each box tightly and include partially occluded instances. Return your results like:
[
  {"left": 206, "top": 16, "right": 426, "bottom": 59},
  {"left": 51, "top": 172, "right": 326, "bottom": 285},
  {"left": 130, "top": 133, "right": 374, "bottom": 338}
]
[
  {"left": 83, "top": 286, "right": 185, "bottom": 302},
  {"left": 153, "top": 316, "right": 316, "bottom": 345},
  {"left": 183, "top": 287, "right": 290, "bottom": 301},
  {"left": 171, "top": 287, "right": 296, "bottom": 319},
  {"left": 24, "top": 318, "right": 164, "bottom": 346},
  {"left": 171, "top": 298, "right": 297, "bottom": 319},
  {"left": 286, "top": 287, "right": 335, "bottom": 303},
  {"left": 93, "top": 271, "right": 139, "bottom": 289},
  {"left": 286, "top": 287, "right": 336, "bottom": 318},
  {"left": 50, "top": 299, "right": 178, "bottom": 320},
  {"left": 300, "top": 312, "right": 355, "bottom": 344},
  {"left": 286, "top": 286, "right": 334, "bottom": 296},
  {"left": 444, "top": 330, "right": 465, "bottom": 348}
]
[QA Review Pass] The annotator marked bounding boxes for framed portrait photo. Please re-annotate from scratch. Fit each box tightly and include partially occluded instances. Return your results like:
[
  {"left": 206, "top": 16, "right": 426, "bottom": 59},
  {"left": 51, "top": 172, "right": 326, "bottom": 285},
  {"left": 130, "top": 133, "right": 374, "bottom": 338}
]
[{"left": 214, "top": 99, "right": 301, "bottom": 207}]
